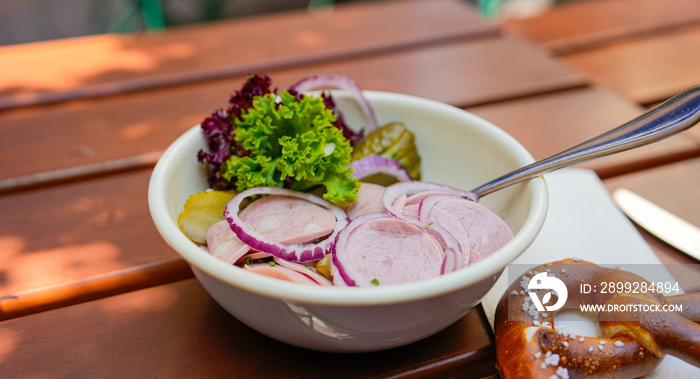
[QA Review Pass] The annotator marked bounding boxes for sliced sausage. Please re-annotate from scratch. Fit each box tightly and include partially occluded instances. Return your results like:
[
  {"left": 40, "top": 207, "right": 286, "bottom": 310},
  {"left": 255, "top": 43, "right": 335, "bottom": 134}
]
[
  {"left": 332, "top": 213, "right": 445, "bottom": 286},
  {"left": 238, "top": 195, "right": 336, "bottom": 244},
  {"left": 345, "top": 182, "right": 386, "bottom": 219},
  {"left": 272, "top": 258, "right": 333, "bottom": 286},
  {"left": 403, "top": 203, "right": 471, "bottom": 270},
  {"left": 207, "top": 220, "right": 250, "bottom": 264},
  {"left": 207, "top": 195, "right": 336, "bottom": 265},
  {"left": 243, "top": 263, "right": 320, "bottom": 285},
  {"left": 425, "top": 196, "right": 512, "bottom": 258}
]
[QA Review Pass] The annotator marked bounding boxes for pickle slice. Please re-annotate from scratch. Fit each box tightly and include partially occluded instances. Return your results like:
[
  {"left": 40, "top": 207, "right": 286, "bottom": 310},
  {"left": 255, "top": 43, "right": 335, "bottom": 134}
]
[
  {"left": 351, "top": 122, "right": 421, "bottom": 180},
  {"left": 316, "top": 254, "right": 333, "bottom": 280},
  {"left": 352, "top": 122, "right": 407, "bottom": 159},
  {"left": 178, "top": 190, "right": 237, "bottom": 244}
]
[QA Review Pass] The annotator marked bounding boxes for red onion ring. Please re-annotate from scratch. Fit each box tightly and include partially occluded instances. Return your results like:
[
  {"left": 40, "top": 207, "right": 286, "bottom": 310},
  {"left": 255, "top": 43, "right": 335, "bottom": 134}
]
[
  {"left": 331, "top": 212, "right": 387, "bottom": 286},
  {"left": 243, "top": 263, "right": 320, "bottom": 285},
  {"left": 426, "top": 223, "right": 462, "bottom": 274},
  {"left": 417, "top": 193, "right": 462, "bottom": 223},
  {"left": 224, "top": 187, "right": 349, "bottom": 262},
  {"left": 289, "top": 74, "right": 379, "bottom": 132},
  {"left": 400, "top": 201, "right": 469, "bottom": 274},
  {"left": 417, "top": 199, "right": 471, "bottom": 272},
  {"left": 332, "top": 212, "right": 450, "bottom": 286},
  {"left": 272, "top": 257, "right": 334, "bottom": 286},
  {"left": 348, "top": 155, "right": 413, "bottom": 182},
  {"left": 381, "top": 181, "right": 478, "bottom": 226}
]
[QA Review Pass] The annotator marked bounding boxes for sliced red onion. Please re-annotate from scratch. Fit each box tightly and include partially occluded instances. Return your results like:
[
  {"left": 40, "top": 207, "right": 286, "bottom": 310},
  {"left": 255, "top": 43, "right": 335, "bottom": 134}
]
[
  {"left": 392, "top": 194, "right": 407, "bottom": 214},
  {"left": 381, "top": 181, "right": 478, "bottom": 226},
  {"left": 332, "top": 212, "right": 445, "bottom": 287},
  {"left": 420, "top": 194, "right": 513, "bottom": 259},
  {"left": 224, "top": 187, "right": 349, "bottom": 263},
  {"left": 426, "top": 223, "right": 461, "bottom": 274},
  {"left": 243, "top": 263, "right": 321, "bottom": 285},
  {"left": 401, "top": 202, "right": 469, "bottom": 274},
  {"left": 331, "top": 213, "right": 389, "bottom": 287},
  {"left": 289, "top": 74, "right": 379, "bottom": 132},
  {"left": 405, "top": 191, "right": 448, "bottom": 206},
  {"left": 273, "top": 257, "right": 334, "bottom": 286},
  {"left": 348, "top": 155, "right": 413, "bottom": 182},
  {"left": 420, "top": 206, "right": 470, "bottom": 273},
  {"left": 330, "top": 260, "right": 349, "bottom": 287},
  {"left": 417, "top": 193, "right": 463, "bottom": 223}
]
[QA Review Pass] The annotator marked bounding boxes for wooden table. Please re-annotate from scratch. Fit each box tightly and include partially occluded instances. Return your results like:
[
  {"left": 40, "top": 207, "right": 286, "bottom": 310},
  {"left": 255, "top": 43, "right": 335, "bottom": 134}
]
[{"left": 0, "top": 0, "right": 698, "bottom": 377}]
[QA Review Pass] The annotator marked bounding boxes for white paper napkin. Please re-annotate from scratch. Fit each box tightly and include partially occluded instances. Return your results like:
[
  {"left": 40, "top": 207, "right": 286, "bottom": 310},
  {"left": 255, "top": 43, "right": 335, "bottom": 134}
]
[{"left": 480, "top": 168, "right": 700, "bottom": 377}]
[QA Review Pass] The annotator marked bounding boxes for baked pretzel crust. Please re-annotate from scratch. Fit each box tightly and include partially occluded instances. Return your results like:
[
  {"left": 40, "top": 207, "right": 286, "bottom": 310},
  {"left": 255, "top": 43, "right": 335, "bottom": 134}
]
[{"left": 494, "top": 258, "right": 700, "bottom": 378}]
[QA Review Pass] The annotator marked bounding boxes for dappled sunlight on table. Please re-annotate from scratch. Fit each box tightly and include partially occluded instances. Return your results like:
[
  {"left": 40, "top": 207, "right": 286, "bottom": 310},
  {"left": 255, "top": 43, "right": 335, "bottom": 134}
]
[
  {"left": 0, "top": 236, "right": 124, "bottom": 295},
  {"left": 0, "top": 36, "right": 196, "bottom": 96}
]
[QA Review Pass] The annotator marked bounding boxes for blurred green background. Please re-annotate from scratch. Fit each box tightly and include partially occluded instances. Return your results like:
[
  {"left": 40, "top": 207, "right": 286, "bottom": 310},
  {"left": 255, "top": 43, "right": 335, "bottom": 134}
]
[
  {"left": 0, "top": 0, "right": 569, "bottom": 46},
  {"left": 0, "top": 0, "right": 359, "bottom": 46}
]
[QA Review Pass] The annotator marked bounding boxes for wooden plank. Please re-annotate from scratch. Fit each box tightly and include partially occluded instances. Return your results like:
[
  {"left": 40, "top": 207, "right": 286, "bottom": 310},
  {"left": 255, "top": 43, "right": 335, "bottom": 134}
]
[
  {"left": 603, "top": 157, "right": 700, "bottom": 292},
  {"left": 502, "top": 0, "right": 700, "bottom": 54},
  {"left": 467, "top": 86, "right": 700, "bottom": 178},
  {"left": 0, "top": 0, "right": 498, "bottom": 110},
  {"left": 0, "top": 36, "right": 586, "bottom": 184},
  {"left": 0, "top": 169, "right": 179, "bottom": 295},
  {"left": 0, "top": 152, "right": 161, "bottom": 195},
  {"left": 266, "top": 35, "right": 587, "bottom": 109},
  {"left": 0, "top": 258, "right": 192, "bottom": 321},
  {"left": 0, "top": 279, "right": 498, "bottom": 378},
  {"left": 559, "top": 25, "right": 700, "bottom": 105}
]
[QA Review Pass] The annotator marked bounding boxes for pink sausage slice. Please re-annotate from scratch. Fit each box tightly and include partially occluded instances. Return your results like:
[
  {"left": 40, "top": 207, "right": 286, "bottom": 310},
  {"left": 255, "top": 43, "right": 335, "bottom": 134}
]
[
  {"left": 345, "top": 182, "right": 386, "bottom": 219},
  {"left": 428, "top": 196, "right": 512, "bottom": 258},
  {"left": 399, "top": 191, "right": 511, "bottom": 264},
  {"left": 207, "top": 195, "right": 336, "bottom": 264},
  {"left": 238, "top": 195, "right": 336, "bottom": 244},
  {"left": 332, "top": 213, "right": 444, "bottom": 286},
  {"left": 402, "top": 204, "right": 471, "bottom": 270},
  {"left": 243, "top": 263, "right": 320, "bottom": 285},
  {"left": 272, "top": 258, "right": 333, "bottom": 286},
  {"left": 207, "top": 220, "right": 250, "bottom": 264},
  {"left": 404, "top": 191, "right": 447, "bottom": 206}
]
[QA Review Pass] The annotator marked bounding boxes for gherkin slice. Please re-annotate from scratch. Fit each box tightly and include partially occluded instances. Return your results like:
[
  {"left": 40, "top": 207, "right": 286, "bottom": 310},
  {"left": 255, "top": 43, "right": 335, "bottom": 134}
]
[
  {"left": 178, "top": 190, "right": 237, "bottom": 244},
  {"left": 316, "top": 254, "right": 333, "bottom": 280},
  {"left": 351, "top": 122, "right": 421, "bottom": 180}
]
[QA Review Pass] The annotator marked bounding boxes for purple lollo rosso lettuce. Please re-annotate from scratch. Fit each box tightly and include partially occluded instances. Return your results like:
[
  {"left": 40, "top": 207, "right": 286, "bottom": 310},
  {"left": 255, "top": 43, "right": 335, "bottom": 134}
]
[{"left": 197, "top": 73, "right": 363, "bottom": 203}]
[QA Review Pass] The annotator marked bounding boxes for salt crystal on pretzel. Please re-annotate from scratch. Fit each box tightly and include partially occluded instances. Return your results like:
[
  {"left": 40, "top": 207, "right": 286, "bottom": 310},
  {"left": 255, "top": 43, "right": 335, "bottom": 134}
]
[{"left": 494, "top": 258, "right": 700, "bottom": 378}]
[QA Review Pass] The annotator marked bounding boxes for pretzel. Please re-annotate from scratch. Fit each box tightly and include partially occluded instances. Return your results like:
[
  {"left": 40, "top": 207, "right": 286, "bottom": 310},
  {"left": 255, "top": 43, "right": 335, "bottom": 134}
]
[{"left": 494, "top": 258, "right": 700, "bottom": 378}]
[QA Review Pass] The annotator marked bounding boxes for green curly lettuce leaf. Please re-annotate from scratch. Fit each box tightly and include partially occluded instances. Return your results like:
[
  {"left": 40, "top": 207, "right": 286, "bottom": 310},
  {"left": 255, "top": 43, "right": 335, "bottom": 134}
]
[{"left": 221, "top": 91, "right": 359, "bottom": 204}]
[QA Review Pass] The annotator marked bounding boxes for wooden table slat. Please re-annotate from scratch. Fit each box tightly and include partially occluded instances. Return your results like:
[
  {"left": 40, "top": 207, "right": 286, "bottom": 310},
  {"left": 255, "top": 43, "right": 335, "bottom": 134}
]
[
  {"left": 502, "top": 0, "right": 700, "bottom": 55},
  {"left": 0, "top": 0, "right": 499, "bottom": 110},
  {"left": 0, "top": 279, "right": 497, "bottom": 378},
  {"left": 0, "top": 36, "right": 587, "bottom": 183},
  {"left": 0, "top": 151, "right": 162, "bottom": 196},
  {"left": 559, "top": 25, "right": 700, "bottom": 106},
  {"left": 603, "top": 156, "right": 700, "bottom": 292},
  {"left": 0, "top": 169, "right": 178, "bottom": 296},
  {"left": 468, "top": 86, "right": 700, "bottom": 177},
  {"left": 0, "top": 258, "right": 192, "bottom": 321}
]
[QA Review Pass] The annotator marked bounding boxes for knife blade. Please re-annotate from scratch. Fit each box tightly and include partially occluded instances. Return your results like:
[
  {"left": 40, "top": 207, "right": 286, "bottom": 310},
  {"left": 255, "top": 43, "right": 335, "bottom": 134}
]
[{"left": 613, "top": 188, "right": 700, "bottom": 262}]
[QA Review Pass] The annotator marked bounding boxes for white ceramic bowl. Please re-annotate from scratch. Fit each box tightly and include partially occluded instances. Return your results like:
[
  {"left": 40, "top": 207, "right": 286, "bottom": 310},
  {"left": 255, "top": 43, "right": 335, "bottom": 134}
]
[{"left": 148, "top": 91, "right": 548, "bottom": 352}]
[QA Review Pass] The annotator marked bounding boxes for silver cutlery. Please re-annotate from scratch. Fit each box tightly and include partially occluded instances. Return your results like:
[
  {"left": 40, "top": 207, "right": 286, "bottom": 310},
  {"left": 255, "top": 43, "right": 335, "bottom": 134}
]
[{"left": 613, "top": 188, "right": 700, "bottom": 262}]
